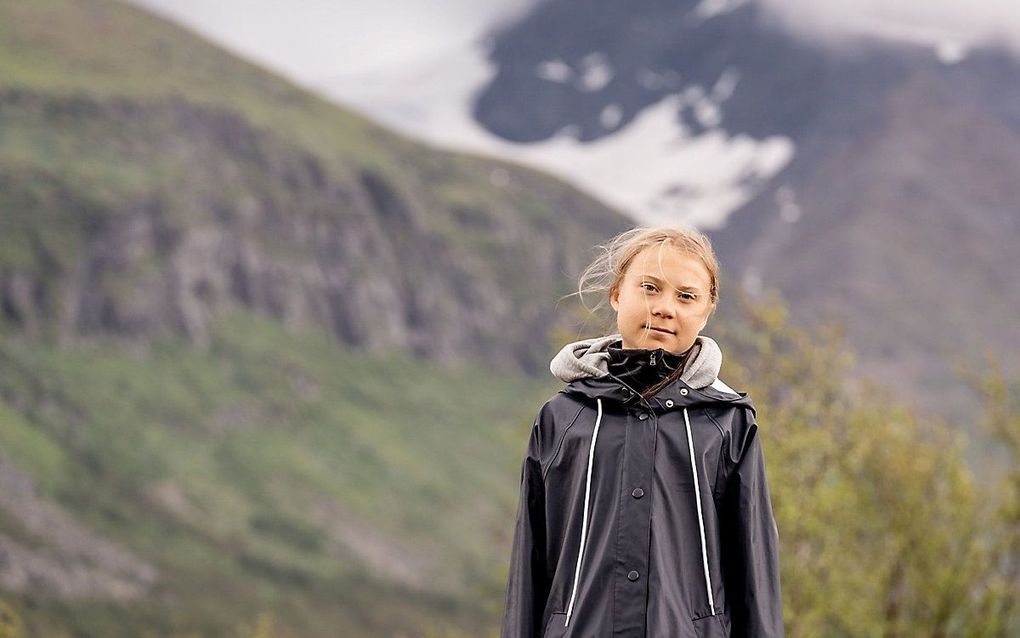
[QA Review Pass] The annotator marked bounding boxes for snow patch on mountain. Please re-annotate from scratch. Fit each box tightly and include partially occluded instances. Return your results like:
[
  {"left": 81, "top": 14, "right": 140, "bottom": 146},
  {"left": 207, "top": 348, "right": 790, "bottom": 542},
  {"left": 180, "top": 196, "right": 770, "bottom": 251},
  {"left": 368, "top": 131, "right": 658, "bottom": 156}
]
[
  {"left": 516, "top": 95, "right": 794, "bottom": 229},
  {"left": 600, "top": 104, "right": 624, "bottom": 129},
  {"left": 535, "top": 53, "right": 614, "bottom": 92},
  {"left": 936, "top": 41, "right": 968, "bottom": 64},
  {"left": 536, "top": 59, "right": 573, "bottom": 83},
  {"left": 577, "top": 52, "right": 614, "bottom": 92},
  {"left": 127, "top": 0, "right": 794, "bottom": 228},
  {"left": 317, "top": 44, "right": 792, "bottom": 228},
  {"left": 694, "top": 0, "right": 751, "bottom": 21}
]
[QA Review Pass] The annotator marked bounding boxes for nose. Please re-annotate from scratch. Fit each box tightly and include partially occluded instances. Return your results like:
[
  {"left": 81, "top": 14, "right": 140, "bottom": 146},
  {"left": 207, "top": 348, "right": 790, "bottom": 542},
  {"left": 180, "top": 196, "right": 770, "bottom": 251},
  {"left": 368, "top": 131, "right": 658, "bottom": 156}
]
[{"left": 652, "top": 295, "right": 676, "bottom": 318}]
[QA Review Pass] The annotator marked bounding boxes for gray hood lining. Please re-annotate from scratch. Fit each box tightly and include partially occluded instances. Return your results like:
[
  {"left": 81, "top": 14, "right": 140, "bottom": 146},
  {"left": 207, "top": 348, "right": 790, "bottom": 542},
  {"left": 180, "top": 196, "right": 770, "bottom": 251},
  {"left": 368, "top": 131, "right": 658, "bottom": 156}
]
[{"left": 549, "top": 333, "right": 727, "bottom": 392}]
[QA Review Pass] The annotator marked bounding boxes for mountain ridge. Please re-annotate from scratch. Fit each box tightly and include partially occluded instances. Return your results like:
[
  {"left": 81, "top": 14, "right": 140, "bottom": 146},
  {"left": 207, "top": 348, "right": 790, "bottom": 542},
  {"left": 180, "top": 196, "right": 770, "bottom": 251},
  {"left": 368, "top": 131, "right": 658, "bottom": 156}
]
[{"left": 0, "top": 0, "right": 630, "bottom": 374}]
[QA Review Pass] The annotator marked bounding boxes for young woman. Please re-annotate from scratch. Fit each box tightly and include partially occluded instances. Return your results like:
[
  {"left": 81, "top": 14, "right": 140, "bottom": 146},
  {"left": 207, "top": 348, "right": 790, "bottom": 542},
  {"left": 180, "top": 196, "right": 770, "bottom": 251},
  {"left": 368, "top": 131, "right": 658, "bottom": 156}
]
[{"left": 500, "top": 226, "right": 783, "bottom": 637}]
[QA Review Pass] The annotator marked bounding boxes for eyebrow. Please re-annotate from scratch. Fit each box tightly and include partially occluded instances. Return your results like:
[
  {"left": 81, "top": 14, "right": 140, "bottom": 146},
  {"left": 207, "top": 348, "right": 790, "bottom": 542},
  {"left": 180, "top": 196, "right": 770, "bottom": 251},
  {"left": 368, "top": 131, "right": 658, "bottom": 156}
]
[{"left": 639, "top": 274, "right": 703, "bottom": 293}]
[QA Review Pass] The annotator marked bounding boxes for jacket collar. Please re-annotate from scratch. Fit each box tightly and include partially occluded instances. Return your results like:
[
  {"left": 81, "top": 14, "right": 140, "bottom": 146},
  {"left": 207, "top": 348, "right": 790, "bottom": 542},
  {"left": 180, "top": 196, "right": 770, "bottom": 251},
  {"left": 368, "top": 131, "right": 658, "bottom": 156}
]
[{"left": 549, "top": 333, "right": 753, "bottom": 410}]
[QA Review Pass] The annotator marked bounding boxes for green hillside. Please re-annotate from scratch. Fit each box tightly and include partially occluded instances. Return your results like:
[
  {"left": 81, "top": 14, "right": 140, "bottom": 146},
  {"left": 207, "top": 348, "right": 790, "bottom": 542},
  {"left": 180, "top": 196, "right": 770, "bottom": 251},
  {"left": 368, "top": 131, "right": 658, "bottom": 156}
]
[{"left": 0, "top": 315, "right": 557, "bottom": 636}]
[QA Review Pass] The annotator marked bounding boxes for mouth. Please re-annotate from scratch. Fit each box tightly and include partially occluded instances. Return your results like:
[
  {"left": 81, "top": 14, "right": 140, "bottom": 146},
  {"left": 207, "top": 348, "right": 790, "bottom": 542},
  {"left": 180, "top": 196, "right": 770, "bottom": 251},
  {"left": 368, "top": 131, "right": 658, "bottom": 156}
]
[{"left": 646, "top": 325, "right": 674, "bottom": 335}]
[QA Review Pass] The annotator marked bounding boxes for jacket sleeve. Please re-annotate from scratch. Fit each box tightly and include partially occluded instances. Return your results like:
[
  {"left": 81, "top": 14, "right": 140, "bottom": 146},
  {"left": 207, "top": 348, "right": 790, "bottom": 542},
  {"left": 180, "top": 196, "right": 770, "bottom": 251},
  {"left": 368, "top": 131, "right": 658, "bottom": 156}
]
[
  {"left": 720, "top": 414, "right": 785, "bottom": 637},
  {"left": 500, "top": 415, "right": 550, "bottom": 638}
]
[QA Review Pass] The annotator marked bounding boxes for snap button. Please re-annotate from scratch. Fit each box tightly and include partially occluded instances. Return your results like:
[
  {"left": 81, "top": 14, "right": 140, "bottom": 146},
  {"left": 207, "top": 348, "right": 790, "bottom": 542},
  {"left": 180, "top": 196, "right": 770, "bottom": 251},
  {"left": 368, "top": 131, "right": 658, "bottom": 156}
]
[
  {"left": 632, "top": 487, "right": 644, "bottom": 499},
  {"left": 638, "top": 413, "right": 648, "bottom": 420},
  {"left": 665, "top": 399, "right": 674, "bottom": 407},
  {"left": 627, "top": 570, "right": 640, "bottom": 581},
  {"left": 680, "top": 388, "right": 689, "bottom": 396}
]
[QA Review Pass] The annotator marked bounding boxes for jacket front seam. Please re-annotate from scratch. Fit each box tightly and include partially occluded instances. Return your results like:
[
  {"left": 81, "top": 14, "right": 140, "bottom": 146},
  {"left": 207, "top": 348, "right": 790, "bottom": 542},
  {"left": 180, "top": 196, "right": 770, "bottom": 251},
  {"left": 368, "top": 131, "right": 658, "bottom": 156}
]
[
  {"left": 704, "top": 408, "right": 727, "bottom": 438},
  {"left": 542, "top": 404, "right": 586, "bottom": 481},
  {"left": 705, "top": 409, "right": 728, "bottom": 497}
]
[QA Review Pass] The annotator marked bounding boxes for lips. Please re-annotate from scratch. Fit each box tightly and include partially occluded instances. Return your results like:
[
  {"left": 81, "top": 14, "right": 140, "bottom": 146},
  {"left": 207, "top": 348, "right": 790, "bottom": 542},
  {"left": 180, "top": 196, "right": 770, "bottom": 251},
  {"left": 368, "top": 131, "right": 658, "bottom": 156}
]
[{"left": 646, "top": 326, "right": 674, "bottom": 334}]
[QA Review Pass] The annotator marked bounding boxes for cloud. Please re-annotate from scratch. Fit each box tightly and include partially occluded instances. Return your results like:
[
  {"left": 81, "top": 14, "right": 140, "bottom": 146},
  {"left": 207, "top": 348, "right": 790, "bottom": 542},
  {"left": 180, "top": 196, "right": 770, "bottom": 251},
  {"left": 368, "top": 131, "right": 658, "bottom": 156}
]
[
  {"left": 128, "top": 0, "right": 536, "bottom": 84},
  {"left": 758, "top": 0, "right": 1020, "bottom": 56},
  {"left": 128, "top": 0, "right": 1020, "bottom": 89}
]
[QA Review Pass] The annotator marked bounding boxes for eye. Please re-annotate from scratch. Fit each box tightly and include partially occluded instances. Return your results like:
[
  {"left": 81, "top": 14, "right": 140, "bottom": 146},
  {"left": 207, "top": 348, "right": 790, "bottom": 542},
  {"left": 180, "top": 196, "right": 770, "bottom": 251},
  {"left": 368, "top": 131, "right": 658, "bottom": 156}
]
[
  {"left": 640, "top": 282, "right": 658, "bottom": 293},
  {"left": 678, "top": 291, "right": 697, "bottom": 302}
]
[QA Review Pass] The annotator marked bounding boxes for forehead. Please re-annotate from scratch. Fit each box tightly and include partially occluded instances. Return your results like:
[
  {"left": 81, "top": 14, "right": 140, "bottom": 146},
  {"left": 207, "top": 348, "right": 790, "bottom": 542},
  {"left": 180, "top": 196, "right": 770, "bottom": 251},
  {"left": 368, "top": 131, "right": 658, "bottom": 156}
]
[{"left": 627, "top": 244, "right": 711, "bottom": 286}]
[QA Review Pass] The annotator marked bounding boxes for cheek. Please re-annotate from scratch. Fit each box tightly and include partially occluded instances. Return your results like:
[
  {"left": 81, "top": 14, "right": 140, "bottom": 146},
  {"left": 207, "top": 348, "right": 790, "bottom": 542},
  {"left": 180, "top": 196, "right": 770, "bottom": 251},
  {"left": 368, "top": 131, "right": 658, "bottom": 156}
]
[{"left": 682, "top": 307, "right": 710, "bottom": 327}]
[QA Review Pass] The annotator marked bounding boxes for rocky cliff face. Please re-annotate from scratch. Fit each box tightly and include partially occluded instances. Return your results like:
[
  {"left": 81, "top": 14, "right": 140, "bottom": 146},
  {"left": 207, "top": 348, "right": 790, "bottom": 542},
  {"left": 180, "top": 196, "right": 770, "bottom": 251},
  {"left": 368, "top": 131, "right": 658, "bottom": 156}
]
[
  {"left": 0, "top": 452, "right": 158, "bottom": 599},
  {"left": 0, "top": 89, "right": 628, "bottom": 374}
]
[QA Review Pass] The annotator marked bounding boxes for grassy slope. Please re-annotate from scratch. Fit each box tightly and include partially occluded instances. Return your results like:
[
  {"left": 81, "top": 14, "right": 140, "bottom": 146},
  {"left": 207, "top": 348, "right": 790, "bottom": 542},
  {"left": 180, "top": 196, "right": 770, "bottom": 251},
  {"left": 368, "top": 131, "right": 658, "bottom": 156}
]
[
  {"left": 0, "top": 0, "right": 388, "bottom": 168},
  {"left": 0, "top": 315, "right": 559, "bottom": 636}
]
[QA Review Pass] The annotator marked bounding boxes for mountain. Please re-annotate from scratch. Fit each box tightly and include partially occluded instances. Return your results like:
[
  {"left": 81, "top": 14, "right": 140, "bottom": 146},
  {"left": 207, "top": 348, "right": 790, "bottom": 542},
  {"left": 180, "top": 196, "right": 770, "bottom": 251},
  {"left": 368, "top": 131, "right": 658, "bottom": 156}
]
[
  {"left": 472, "top": 0, "right": 1020, "bottom": 419},
  {"left": 0, "top": 0, "right": 628, "bottom": 373},
  {"left": 0, "top": 0, "right": 629, "bottom": 635}
]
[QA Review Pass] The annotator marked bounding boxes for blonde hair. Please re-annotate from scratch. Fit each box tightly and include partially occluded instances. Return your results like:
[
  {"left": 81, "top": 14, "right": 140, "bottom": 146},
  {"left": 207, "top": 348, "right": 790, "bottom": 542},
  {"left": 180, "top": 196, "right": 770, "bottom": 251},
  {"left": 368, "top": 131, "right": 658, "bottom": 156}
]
[{"left": 568, "top": 225, "right": 720, "bottom": 330}]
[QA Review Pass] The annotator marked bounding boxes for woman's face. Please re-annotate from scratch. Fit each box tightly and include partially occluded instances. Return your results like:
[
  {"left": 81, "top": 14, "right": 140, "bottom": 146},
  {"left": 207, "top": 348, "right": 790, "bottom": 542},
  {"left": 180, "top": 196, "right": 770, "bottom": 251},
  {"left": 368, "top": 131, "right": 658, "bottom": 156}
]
[{"left": 610, "top": 244, "right": 715, "bottom": 354}]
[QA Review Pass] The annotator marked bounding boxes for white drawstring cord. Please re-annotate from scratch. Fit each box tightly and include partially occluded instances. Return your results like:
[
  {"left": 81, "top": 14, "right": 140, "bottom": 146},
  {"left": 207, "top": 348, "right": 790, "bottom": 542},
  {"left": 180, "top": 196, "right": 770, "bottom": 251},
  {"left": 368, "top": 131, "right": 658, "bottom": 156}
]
[
  {"left": 684, "top": 407, "right": 716, "bottom": 615},
  {"left": 564, "top": 397, "right": 603, "bottom": 627}
]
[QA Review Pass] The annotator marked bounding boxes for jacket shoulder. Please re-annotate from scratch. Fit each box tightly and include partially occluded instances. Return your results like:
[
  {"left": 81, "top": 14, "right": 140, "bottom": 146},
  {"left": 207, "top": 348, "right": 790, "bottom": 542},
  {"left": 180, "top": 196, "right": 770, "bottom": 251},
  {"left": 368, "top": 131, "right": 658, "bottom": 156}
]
[
  {"left": 706, "top": 396, "right": 758, "bottom": 443},
  {"left": 529, "top": 391, "right": 590, "bottom": 470},
  {"left": 705, "top": 395, "right": 763, "bottom": 469}
]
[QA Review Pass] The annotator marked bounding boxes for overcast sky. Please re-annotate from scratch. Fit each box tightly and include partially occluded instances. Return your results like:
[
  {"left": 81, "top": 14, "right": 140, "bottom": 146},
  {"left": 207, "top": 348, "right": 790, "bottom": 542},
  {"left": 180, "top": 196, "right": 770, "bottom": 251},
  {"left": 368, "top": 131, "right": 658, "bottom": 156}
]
[
  {"left": 761, "top": 0, "right": 1020, "bottom": 52},
  {"left": 126, "top": 0, "right": 1020, "bottom": 143},
  {"left": 129, "top": 0, "right": 538, "bottom": 87},
  {"left": 123, "top": 0, "right": 1020, "bottom": 225},
  {"left": 130, "top": 0, "right": 1020, "bottom": 81}
]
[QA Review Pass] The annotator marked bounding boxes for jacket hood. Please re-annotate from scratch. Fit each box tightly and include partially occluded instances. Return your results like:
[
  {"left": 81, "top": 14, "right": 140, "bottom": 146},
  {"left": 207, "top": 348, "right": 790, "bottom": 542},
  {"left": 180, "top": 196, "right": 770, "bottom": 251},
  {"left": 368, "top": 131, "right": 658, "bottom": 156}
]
[{"left": 549, "top": 333, "right": 753, "bottom": 409}]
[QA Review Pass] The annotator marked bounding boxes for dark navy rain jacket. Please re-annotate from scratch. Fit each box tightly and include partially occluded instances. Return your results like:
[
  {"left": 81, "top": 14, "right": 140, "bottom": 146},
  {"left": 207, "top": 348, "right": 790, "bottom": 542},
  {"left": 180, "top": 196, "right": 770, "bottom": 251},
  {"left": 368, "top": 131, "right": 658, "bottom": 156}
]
[{"left": 500, "top": 335, "right": 784, "bottom": 638}]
